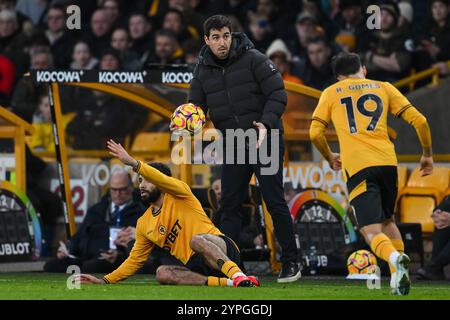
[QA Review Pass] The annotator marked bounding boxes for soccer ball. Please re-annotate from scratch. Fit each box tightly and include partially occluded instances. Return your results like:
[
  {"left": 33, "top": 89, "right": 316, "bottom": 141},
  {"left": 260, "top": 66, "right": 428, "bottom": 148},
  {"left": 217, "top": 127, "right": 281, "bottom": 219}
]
[
  {"left": 171, "top": 103, "right": 206, "bottom": 135},
  {"left": 347, "top": 250, "right": 377, "bottom": 276}
]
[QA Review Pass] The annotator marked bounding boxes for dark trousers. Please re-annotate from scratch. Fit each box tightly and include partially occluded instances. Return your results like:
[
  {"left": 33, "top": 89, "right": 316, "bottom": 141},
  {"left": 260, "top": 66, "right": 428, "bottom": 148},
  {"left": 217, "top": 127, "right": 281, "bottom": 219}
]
[
  {"left": 431, "top": 226, "right": 450, "bottom": 269},
  {"left": 43, "top": 257, "right": 121, "bottom": 274},
  {"left": 219, "top": 133, "right": 298, "bottom": 264}
]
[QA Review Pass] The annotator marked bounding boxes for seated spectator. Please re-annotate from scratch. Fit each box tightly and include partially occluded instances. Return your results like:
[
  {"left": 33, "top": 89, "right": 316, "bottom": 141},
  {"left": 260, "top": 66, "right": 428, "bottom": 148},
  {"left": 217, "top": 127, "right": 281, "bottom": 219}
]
[
  {"left": 110, "top": 27, "right": 142, "bottom": 70},
  {"left": 83, "top": 9, "right": 114, "bottom": 58},
  {"left": 300, "top": 0, "right": 337, "bottom": 40},
  {"left": 246, "top": 10, "right": 276, "bottom": 53},
  {"left": 212, "top": 0, "right": 256, "bottom": 27},
  {"left": 182, "top": 38, "right": 201, "bottom": 64},
  {"left": 266, "top": 39, "right": 303, "bottom": 84},
  {"left": 43, "top": 170, "right": 146, "bottom": 273},
  {"left": 333, "top": 0, "right": 367, "bottom": 53},
  {"left": 97, "top": 47, "right": 121, "bottom": 70},
  {"left": 416, "top": 0, "right": 450, "bottom": 67},
  {"left": 288, "top": 11, "right": 326, "bottom": 64},
  {"left": 168, "top": 0, "right": 205, "bottom": 38},
  {"left": 69, "top": 40, "right": 98, "bottom": 70},
  {"left": 0, "top": 0, "right": 32, "bottom": 34},
  {"left": 44, "top": 3, "right": 77, "bottom": 69},
  {"left": 15, "top": 0, "right": 47, "bottom": 27},
  {"left": 416, "top": 197, "right": 450, "bottom": 280},
  {"left": 128, "top": 13, "right": 154, "bottom": 60},
  {"left": 298, "top": 37, "right": 336, "bottom": 90},
  {"left": 162, "top": 8, "right": 199, "bottom": 46},
  {"left": 253, "top": 0, "right": 289, "bottom": 39},
  {"left": 101, "top": 0, "right": 126, "bottom": 29},
  {"left": 360, "top": 3, "right": 412, "bottom": 82},
  {"left": 28, "top": 94, "right": 74, "bottom": 153},
  {"left": 11, "top": 47, "right": 53, "bottom": 122},
  {"left": 145, "top": 29, "right": 184, "bottom": 67},
  {"left": 0, "top": 9, "right": 30, "bottom": 75}
]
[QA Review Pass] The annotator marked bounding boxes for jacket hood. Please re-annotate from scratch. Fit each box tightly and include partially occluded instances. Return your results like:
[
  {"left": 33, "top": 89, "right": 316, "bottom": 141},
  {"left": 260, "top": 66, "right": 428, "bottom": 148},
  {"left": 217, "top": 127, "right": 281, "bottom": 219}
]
[
  {"left": 199, "top": 32, "right": 255, "bottom": 66},
  {"left": 266, "top": 39, "right": 292, "bottom": 61}
]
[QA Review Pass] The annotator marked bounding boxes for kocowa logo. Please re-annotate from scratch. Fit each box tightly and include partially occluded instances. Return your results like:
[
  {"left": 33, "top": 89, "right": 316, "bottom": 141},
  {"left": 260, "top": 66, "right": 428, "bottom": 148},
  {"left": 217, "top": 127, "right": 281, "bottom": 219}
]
[
  {"left": 162, "top": 72, "right": 193, "bottom": 84},
  {"left": 99, "top": 71, "right": 145, "bottom": 83},
  {"left": 36, "top": 71, "right": 82, "bottom": 82}
]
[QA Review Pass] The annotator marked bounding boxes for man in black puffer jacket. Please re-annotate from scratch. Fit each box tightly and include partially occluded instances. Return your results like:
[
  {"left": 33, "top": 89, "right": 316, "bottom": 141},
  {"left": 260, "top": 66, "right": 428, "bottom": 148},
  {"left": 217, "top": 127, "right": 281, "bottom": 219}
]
[{"left": 187, "top": 15, "right": 301, "bottom": 283}]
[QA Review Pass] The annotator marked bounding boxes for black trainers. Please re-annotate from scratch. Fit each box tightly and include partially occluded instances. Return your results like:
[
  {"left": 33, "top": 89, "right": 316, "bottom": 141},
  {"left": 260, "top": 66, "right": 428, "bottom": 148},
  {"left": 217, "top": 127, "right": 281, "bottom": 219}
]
[{"left": 277, "top": 261, "right": 302, "bottom": 283}]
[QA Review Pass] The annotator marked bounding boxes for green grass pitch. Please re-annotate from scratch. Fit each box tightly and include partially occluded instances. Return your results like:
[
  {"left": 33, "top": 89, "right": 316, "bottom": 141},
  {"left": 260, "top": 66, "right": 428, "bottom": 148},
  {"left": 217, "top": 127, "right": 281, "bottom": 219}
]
[{"left": 0, "top": 273, "right": 448, "bottom": 300}]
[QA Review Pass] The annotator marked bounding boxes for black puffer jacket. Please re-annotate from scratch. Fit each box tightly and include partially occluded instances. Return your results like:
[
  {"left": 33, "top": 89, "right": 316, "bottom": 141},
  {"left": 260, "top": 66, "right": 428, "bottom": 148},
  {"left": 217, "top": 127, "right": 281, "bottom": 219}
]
[{"left": 189, "top": 32, "right": 287, "bottom": 133}]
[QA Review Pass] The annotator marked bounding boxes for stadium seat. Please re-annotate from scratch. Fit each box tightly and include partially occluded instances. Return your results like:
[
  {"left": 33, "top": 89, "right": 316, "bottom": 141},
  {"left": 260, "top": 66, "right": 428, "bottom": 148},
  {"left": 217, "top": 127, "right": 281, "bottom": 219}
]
[
  {"left": 398, "top": 167, "right": 450, "bottom": 233},
  {"left": 131, "top": 132, "right": 171, "bottom": 154},
  {"left": 395, "top": 166, "right": 409, "bottom": 207},
  {"left": 397, "top": 166, "right": 408, "bottom": 191}
]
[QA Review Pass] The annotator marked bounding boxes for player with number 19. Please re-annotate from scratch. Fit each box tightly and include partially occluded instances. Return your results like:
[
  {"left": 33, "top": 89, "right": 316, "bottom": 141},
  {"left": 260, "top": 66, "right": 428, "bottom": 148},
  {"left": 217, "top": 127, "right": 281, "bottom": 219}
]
[{"left": 309, "top": 52, "right": 434, "bottom": 296}]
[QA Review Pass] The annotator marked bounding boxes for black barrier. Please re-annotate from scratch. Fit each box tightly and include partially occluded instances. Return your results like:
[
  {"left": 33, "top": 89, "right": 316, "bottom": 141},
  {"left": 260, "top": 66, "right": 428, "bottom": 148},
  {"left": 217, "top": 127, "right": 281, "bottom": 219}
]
[{"left": 29, "top": 68, "right": 194, "bottom": 84}]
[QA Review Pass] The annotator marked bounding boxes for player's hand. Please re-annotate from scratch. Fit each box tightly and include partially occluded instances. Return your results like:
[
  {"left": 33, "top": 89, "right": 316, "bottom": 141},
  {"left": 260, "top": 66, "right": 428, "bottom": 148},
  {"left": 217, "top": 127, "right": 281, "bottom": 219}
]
[
  {"left": 107, "top": 139, "right": 137, "bottom": 167},
  {"left": 253, "top": 121, "right": 267, "bottom": 149},
  {"left": 73, "top": 274, "right": 105, "bottom": 285},
  {"left": 419, "top": 155, "right": 433, "bottom": 176},
  {"left": 328, "top": 153, "right": 341, "bottom": 171}
]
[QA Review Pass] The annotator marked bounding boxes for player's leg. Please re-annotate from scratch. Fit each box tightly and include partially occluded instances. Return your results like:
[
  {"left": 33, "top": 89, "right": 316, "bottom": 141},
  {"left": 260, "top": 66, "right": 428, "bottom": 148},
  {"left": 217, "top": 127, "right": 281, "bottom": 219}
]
[
  {"left": 189, "top": 234, "right": 259, "bottom": 287},
  {"left": 379, "top": 165, "right": 404, "bottom": 260},
  {"left": 360, "top": 222, "right": 407, "bottom": 288},
  {"left": 349, "top": 167, "right": 409, "bottom": 295},
  {"left": 379, "top": 166, "right": 410, "bottom": 295},
  {"left": 155, "top": 265, "right": 208, "bottom": 285},
  {"left": 382, "top": 217, "right": 404, "bottom": 265},
  {"left": 382, "top": 218, "right": 405, "bottom": 292}
]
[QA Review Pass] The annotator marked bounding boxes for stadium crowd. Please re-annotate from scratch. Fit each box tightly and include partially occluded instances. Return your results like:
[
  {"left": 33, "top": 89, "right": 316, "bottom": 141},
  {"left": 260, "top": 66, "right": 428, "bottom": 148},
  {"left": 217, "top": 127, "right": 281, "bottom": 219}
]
[{"left": 0, "top": 0, "right": 448, "bottom": 145}]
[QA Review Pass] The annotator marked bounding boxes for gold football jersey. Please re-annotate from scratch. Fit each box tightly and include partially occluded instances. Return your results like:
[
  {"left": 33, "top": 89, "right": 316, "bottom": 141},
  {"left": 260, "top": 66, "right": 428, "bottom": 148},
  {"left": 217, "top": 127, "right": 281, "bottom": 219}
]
[
  {"left": 104, "top": 162, "right": 222, "bottom": 283},
  {"left": 312, "top": 78, "right": 411, "bottom": 178}
]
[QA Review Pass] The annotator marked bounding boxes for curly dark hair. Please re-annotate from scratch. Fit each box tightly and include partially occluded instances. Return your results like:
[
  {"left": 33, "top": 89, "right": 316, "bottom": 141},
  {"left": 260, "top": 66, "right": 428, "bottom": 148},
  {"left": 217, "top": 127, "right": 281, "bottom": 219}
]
[{"left": 147, "top": 162, "right": 172, "bottom": 177}]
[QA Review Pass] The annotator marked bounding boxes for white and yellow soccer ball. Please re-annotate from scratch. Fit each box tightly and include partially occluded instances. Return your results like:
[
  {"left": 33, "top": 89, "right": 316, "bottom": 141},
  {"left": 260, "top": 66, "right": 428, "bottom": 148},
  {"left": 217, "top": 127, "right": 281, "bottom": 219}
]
[{"left": 171, "top": 103, "right": 206, "bottom": 135}]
